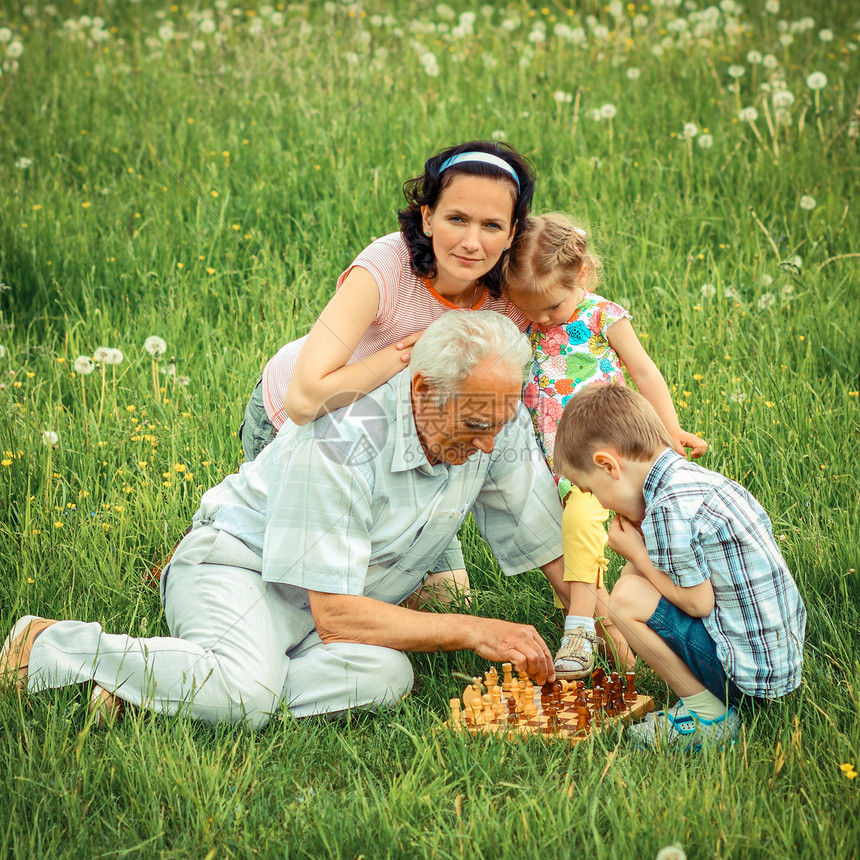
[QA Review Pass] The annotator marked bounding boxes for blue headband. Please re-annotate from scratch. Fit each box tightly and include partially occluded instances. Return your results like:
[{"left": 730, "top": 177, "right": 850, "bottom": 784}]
[{"left": 438, "top": 151, "right": 521, "bottom": 191}]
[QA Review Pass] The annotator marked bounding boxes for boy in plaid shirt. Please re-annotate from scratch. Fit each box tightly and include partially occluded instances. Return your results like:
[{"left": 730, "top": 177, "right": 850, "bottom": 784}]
[{"left": 554, "top": 384, "right": 806, "bottom": 750}]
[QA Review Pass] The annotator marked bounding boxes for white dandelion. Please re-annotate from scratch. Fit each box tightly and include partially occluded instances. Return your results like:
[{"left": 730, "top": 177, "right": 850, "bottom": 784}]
[
  {"left": 799, "top": 195, "right": 816, "bottom": 210},
  {"left": 0, "top": 28, "right": 11, "bottom": 43},
  {"left": 757, "top": 293, "right": 776, "bottom": 310},
  {"left": 739, "top": 107, "right": 759, "bottom": 122},
  {"left": 15, "top": 157, "right": 31, "bottom": 169},
  {"left": 73, "top": 356, "right": 95, "bottom": 375},
  {"left": 553, "top": 90, "right": 573, "bottom": 104},
  {"left": 806, "top": 71, "right": 827, "bottom": 90},
  {"left": 762, "top": 274, "right": 774, "bottom": 286},
  {"left": 93, "top": 347, "right": 113, "bottom": 364},
  {"left": 6, "top": 40, "right": 23, "bottom": 58},
  {"left": 626, "top": 66, "right": 641, "bottom": 79},
  {"left": 764, "top": 0, "right": 779, "bottom": 12},
  {"left": 727, "top": 64, "right": 745, "bottom": 78},
  {"left": 773, "top": 90, "right": 795, "bottom": 108},
  {"left": 105, "top": 348, "right": 123, "bottom": 365},
  {"left": 697, "top": 134, "right": 714, "bottom": 148},
  {"left": 42, "top": 430, "right": 59, "bottom": 447},
  {"left": 762, "top": 53, "right": 779, "bottom": 69},
  {"left": 144, "top": 335, "right": 167, "bottom": 357},
  {"left": 600, "top": 103, "right": 617, "bottom": 119},
  {"left": 779, "top": 33, "right": 793, "bottom": 47},
  {"left": 818, "top": 29, "right": 833, "bottom": 42},
  {"left": 682, "top": 122, "right": 698, "bottom": 138},
  {"left": 655, "top": 845, "right": 687, "bottom": 860},
  {"left": 701, "top": 283, "right": 716, "bottom": 297},
  {"left": 746, "top": 50, "right": 762, "bottom": 64}
]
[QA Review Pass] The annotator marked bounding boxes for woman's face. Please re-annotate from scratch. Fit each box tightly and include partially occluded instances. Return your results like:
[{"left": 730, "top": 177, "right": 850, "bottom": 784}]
[{"left": 421, "top": 174, "right": 516, "bottom": 294}]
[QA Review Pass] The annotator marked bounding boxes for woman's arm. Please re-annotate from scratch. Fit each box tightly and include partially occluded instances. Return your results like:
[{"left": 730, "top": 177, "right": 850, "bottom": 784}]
[
  {"left": 608, "top": 319, "right": 708, "bottom": 459},
  {"left": 286, "top": 266, "right": 420, "bottom": 425}
]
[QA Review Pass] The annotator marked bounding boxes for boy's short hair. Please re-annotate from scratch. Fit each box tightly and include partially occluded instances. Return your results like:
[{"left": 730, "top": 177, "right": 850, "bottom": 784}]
[{"left": 555, "top": 383, "right": 672, "bottom": 476}]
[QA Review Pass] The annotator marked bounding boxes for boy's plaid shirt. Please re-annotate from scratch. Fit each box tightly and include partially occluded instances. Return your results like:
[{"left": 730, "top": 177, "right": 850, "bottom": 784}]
[{"left": 641, "top": 449, "right": 806, "bottom": 698}]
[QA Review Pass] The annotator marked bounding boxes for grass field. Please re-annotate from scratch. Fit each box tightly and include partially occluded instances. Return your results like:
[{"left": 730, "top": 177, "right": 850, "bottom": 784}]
[{"left": 1, "top": 1, "right": 858, "bottom": 857}]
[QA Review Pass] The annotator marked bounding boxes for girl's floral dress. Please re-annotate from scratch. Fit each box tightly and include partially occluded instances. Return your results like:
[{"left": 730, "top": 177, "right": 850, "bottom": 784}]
[{"left": 523, "top": 292, "right": 630, "bottom": 496}]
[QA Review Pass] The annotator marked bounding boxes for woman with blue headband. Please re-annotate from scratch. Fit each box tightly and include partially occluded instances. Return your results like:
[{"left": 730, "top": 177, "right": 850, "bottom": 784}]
[{"left": 238, "top": 140, "right": 535, "bottom": 606}]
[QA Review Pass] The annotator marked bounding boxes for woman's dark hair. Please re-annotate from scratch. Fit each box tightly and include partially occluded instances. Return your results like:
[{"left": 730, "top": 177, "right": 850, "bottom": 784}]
[{"left": 397, "top": 140, "right": 535, "bottom": 299}]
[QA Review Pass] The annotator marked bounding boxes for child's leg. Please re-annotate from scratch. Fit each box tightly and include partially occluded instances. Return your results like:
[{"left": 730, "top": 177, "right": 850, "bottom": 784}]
[
  {"left": 610, "top": 566, "right": 742, "bottom": 748},
  {"left": 608, "top": 566, "right": 704, "bottom": 697},
  {"left": 554, "top": 489, "right": 610, "bottom": 679},
  {"left": 594, "top": 584, "right": 635, "bottom": 671}
]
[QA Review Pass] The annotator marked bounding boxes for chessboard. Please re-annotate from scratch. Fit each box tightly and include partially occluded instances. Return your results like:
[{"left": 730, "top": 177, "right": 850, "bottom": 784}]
[{"left": 446, "top": 663, "right": 654, "bottom": 744}]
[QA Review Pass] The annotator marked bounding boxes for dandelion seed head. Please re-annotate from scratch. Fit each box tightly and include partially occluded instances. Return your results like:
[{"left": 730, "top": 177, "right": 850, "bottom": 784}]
[
  {"left": 7, "top": 40, "right": 23, "bottom": 59},
  {"left": 553, "top": 90, "right": 573, "bottom": 103},
  {"left": 746, "top": 50, "right": 762, "bottom": 64},
  {"left": 626, "top": 66, "right": 641, "bottom": 79},
  {"left": 806, "top": 71, "right": 827, "bottom": 90},
  {"left": 773, "top": 90, "right": 795, "bottom": 108},
  {"left": 697, "top": 133, "right": 713, "bottom": 148},
  {"left": 778, "top": 33, "right": 793, "bottom": 47},
  {"left": 74, "top": 356, "right": 95, "bottom": 375},
  {"left": 655, "top": 845, "right": 687, "bottom": 860},
  {"left": 739, "top": 106, "right": 759, "bottom": 122},
  {"left": 818, "top": 28, "right": 833, "bottom": 42},
  {"left": 701, "top": 283, "right": 716, "bottom": 297},
  {"left": 42, "top": 430, "right": 59, "bottom": 446},
  {"left": 764, "top": 0, "right": 779, "bottom": 12},
  {"left": 727, "top": 64, "right": 745, "bottom": 78},
  {"left": 0, "top": 28, "right": 11, "bottom": 43},
  {"left": 682, "top": 122, "right": 698, "bottom": 138},
  {"left": 762, "top": 53, "right": 779, "bottom": 69},
  {"left": 600, "top": 103, "right": 617, "bottom": 119},
  {"left": 144, "top": 335, "right": 167, "bottom": 358},
  {"left": 799, "top": 195, "right": 816, "bottom": 211}
]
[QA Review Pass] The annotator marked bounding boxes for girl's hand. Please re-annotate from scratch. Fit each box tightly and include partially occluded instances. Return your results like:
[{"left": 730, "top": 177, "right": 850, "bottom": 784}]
[
  {"left": 675, "top": 429, "right": 708, "bottom": 459},
  {"left": 393, "top": 330, "right": 425, "bottom": 364}
]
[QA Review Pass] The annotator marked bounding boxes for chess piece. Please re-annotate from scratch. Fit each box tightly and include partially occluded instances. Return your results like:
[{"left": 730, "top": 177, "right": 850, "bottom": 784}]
[
  {"left": 624, "top": 672, "right": 637, "bottom": 703},
  {"left": 502, "top": 662, "right": 514, "bottom": 692},
  {"left": 482, "top": 693, "right": 496, "bottom": 725},
  {"left": 450, "top": 698, "right": 463, "bottom": 725}
]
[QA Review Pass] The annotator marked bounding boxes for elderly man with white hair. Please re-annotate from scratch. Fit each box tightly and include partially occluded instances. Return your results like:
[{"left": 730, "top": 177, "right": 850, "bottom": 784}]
[{"left": 1, "top": 312, "right": 566, "bottom": 727}]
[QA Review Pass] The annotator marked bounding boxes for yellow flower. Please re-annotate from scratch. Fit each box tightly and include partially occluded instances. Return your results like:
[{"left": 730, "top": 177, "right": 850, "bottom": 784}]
[
  {"left": 138, "top": 461, "right": 148, "bottom": 468},
  {"left": 54, "top": 522, "right": 64, "bottom": 528},
  {"left": 27, "top": 577, "right": 34, "bottom": 584},
  {"left": 839, "top": 763, "right": 855, "bottom": 772},
  {"left": 206, "top": 267, "right": 216, "bottom": 275},
  {"left": 1, "top": 459, "right": 12, "bottom": 467},
  {"left": 177, "top": 262, "right": 184, "bottom": 269},
  {"left": 126, "top": 405, "right": 136, "bottom": 412},
  {"left": 174, "top": 463, "right": 186, "bottom": 472},
  {"left": 82, "top": 202, "right": 91, "bottom": 209}
]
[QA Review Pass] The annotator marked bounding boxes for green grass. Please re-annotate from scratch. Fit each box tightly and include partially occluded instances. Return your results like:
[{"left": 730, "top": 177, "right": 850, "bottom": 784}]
[{"left": 1, "top": 1, "right": 858, "bottom": 857}]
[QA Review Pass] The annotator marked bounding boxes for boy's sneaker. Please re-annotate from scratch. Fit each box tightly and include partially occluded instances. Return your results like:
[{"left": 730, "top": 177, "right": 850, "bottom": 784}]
[
  {"left": 643, "top": 700, "right": 692, "bottom": 724},
  {"left": 628, "top": 705, "right": 741, "bottom": 751},
  {"left": 553, "top": 627, "right": 602, "bottom": 680}
]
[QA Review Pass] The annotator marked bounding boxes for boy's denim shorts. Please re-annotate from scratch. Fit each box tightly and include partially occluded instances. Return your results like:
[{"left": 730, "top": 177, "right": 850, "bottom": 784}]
[{"left": 647, "top": 596, "right": 754, "bottom": 708}]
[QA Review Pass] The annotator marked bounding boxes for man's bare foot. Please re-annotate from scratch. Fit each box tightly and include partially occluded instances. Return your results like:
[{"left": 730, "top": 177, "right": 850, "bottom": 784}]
[{"left": 0, "top": 616, "right": 57, "bottom": 691}]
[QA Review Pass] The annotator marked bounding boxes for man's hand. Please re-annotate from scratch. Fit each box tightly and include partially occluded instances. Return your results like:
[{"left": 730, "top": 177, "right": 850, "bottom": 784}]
[
  {"left": 469, "top": 618, "right": 555, "bottom": 685},
  {"left": 608, "top": 514, "right": 648, "bottom": 566}
]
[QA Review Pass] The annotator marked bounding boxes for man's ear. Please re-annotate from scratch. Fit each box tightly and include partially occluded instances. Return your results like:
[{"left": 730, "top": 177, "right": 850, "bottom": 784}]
[
  {"left": 593, "top": 450, "right": 621, "bottom": 478},
  {"left": 412, "top": 372, "right": 429, "bottom": 399}
]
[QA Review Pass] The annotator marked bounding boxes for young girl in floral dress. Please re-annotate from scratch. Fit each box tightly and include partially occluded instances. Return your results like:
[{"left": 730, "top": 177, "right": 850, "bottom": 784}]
[{"left": 503, "top": 213, "right": 708, "bottom": 678}]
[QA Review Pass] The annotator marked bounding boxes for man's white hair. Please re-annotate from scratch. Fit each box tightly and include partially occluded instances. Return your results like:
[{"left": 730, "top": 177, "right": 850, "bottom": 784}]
[{"left": 409, "top": 310, "right": 531, "bottom": 405}]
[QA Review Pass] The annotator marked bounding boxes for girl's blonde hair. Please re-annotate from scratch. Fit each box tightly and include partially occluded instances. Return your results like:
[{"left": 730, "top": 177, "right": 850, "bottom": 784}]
[{"left": 503, "top": 213, "right": 601, "bottom": 299}]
